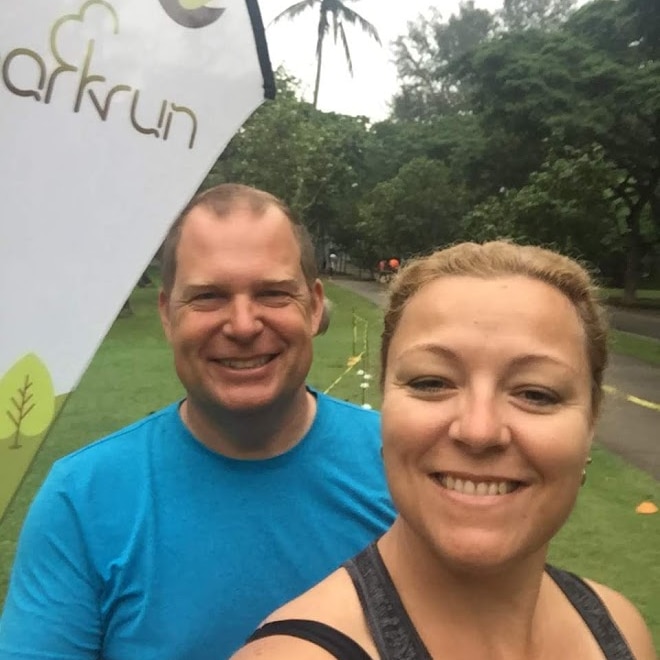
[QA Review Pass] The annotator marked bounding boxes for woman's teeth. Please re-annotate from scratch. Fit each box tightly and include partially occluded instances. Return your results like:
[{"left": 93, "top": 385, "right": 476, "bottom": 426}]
[{"left": 436, "top": 474, "right": 519, "bottom": 496}]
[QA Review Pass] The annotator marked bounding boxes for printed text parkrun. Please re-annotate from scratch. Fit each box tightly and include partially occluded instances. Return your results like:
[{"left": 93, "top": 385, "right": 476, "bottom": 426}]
[{"left": 1, "top": 0, "right": 198, "bottom": 149}]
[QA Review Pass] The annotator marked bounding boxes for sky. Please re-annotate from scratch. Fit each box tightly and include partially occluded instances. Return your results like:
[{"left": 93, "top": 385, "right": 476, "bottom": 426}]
[{"left": 259, "top": 0, "right": 511, "bottom": 121}]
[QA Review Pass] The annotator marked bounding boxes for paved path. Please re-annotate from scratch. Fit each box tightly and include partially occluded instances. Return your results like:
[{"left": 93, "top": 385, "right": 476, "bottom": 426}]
[
  {"left": 607, "top": 307, "right": 660, "bottom": 340},
  {"left": 332, "top": 277, "right": 660, "bottom": 480}
]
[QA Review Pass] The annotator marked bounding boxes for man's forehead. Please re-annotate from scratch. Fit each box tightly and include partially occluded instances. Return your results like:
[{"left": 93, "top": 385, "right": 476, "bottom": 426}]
[
  {"left": 177, "top": 202, "right": 301, "bottom": 257},
  {"left": 198, "top": 200, "right": 287, "bottom": 223},
  {"left": 183, "top": 202, "right": 292, "bottom": 242}
]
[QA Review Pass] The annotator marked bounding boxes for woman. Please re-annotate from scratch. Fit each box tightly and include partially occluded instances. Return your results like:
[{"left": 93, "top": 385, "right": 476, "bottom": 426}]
[{"left": 231, "top": 241, "right": 656, "bottom": 660}]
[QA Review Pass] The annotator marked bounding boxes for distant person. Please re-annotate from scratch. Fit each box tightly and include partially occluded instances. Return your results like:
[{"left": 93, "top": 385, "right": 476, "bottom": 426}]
[
  {"left": 388, "top": 256, "right": 400, "bottom": 274},
  {"left": 377, "top": 259, "right": 388, "bottom": 283},
  {"left": 328, "top": 251, "right": 338, "bottom": 277},
  {"left": 0, "top": 184, "right": 396, "bottom": 659},
  {"left": 233, "top": 241, "right": 655, "bottom": 660}
]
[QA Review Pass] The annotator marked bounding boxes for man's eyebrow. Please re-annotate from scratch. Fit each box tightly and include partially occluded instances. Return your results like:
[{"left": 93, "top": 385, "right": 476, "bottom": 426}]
[
  {"left": 179, "top": 280, "right": 301, "bottom": 294},
  {"left": 180, "top": 283, "right": 219, "bottom": 294},
  {"left": 253, "top": 279, "right": 301, "bottom": 289}
]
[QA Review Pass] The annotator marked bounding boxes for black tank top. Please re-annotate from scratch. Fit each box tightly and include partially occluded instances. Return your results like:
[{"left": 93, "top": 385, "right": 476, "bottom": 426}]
[{"left": 246, "top": 543, "right": 635, "bottom": 659}]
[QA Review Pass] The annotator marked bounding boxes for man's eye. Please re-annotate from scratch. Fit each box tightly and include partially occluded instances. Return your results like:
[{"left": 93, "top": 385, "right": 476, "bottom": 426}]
[
  {"left": 188, "top": 292, "right": 225, "bottom": 307},
  {"left": 259, "top": 290, "right": 291, "bottom": 302}
]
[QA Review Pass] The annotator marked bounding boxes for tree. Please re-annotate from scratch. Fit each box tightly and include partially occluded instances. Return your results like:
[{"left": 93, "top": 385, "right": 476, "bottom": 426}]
[
  {"left": 498, "top": 0, "right": 576, "bottom": 32},
  {"left": 358, "top": 157, "right": 467, "bottom": 259},
  {"left": 207, "top": 71, "right": 372, "bottom": 259},
  {"left": 457, "top": 2, "right": 660, "bottom": 299},
  {"left": 391, "top": 2, "right": 495, "bottom": 120},
  {"left": 626, "top": 0, "right": 660, "bottom": 60},
  {"left": 271, "top": 0, "right": 380, "bottom": 108},
  {"left": 461, "top": 146, "right": 629, "bottom": 276}
]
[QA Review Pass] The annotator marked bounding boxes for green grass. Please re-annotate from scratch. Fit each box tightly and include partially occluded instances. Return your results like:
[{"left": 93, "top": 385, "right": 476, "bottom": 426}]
[
  {"left": 310, "top": 283, "right": 384, "bottom": 408},
  {"left": 0, "top": 282, "right": 658, "bottom": 647},
  {"left": 548, "top": 444, "right": 660, "bottom": 645},
  {"left": 602, "top": 288, "right": 660, "bottom": 310},
  {"left": 602, "top": 288, "right": 660, "bottom": 300},
  {"left": 610, "top": 329, "right": 660, "bottom": 367}
]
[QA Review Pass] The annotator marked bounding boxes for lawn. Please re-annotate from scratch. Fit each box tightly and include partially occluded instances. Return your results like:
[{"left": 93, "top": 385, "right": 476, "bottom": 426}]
[
  {"left": 602, "top": 287, "right": 660, "bottom": 310},
  {"left": 0, "top": 282, "right": 658, "bottom": 647},
  {"left": 610, "top": 329, "right": 660, "bottom": 367},
  {"left": 602, "top": 288, "right": 660, "bottom": 300}
]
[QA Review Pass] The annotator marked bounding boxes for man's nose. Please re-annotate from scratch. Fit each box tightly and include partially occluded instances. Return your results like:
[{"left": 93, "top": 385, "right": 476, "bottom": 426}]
[{"left": 222, "top": 297, "right": 263, "bottom": 340}]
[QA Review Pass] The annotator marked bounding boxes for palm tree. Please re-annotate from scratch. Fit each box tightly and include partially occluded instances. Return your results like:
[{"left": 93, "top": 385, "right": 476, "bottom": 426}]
[{"left": 272, "top": 0, "right": 381, "bottom": 108}]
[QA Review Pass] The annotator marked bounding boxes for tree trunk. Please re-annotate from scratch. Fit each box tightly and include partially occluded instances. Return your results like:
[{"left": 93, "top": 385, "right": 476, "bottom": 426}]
[
  {"left": 313, "top": 36, "right": 324, "bottom": 108},
  {"left": 622, "top": 202, "right": 645, "bottom": 304},
  {"left": 118, "top": 298, "right": 133, "bottom": 318},
  {"left": 650, "top": 188, "right": 660, "bottom": 233}
]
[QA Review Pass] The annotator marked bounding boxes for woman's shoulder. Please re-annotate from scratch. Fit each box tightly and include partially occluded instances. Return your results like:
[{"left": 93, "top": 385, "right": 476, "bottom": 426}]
[
  {"left": 586, "top": 579, "right": 657, "bottom": 660},
  {"left": 230, "top": 567, "right": 375, "bottom": 660}
]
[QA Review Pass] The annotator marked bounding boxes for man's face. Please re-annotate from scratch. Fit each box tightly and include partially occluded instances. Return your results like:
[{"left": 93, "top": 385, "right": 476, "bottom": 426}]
[{"left": 159, "top": 203, "right": 324, "bottom": 417}]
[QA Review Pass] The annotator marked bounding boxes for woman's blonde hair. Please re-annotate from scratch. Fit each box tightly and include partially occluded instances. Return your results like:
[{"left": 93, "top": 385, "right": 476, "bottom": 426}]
[{"left": 381, "top": 241, "right": 609, "bottom": 417}]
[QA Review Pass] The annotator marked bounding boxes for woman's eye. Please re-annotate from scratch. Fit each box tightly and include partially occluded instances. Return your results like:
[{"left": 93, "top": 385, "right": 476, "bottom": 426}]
[
  {"left": 517, "top": 388, "right": 560, "bottom": 406},
  {"left": 408, "top": 377, "right": 452, "bottom": 392}
]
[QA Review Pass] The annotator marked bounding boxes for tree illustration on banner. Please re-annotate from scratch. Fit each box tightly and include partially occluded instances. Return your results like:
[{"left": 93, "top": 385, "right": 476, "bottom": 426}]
[{"left": 0, "top": 354, "right": 56, "bottom": 450}]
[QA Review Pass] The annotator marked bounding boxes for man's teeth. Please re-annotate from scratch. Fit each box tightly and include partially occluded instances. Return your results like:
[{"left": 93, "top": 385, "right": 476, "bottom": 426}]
[
  {"left": 218, "top": 356, "right": 271, "bottom": 369},
  {"left": 438, "top": 474, "right": 519, "bottom": 496}
]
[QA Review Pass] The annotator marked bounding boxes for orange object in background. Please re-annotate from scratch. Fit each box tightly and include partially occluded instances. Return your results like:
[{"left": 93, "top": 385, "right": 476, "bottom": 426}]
[{"left": 635, "top": 501, "right": 658, "bottom": 514}]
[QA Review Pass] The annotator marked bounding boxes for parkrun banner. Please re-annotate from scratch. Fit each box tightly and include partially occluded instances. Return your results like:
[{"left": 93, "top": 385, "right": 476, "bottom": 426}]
[{"left": 0, "top": 0, "right": 275, "bottom": 519}]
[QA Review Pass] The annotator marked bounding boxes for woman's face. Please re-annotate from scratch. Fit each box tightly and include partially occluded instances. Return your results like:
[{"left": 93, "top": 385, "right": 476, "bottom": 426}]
[{"left": 381, "top": 275, "right": 594, "bottom": 572}]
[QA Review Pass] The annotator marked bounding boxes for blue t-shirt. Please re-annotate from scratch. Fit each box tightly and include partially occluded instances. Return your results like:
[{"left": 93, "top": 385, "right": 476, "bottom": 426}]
[{"left": 0, "top": 392, "right": 395, "bottom": 659}]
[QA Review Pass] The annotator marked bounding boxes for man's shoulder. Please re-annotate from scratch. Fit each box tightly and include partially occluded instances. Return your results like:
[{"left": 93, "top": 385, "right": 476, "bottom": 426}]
[
  {"left": 51, "top": 402, "right": 180, "bottom": 475},
  {"left": 316, "top": 391, "right": 380, "bottom": 424}
]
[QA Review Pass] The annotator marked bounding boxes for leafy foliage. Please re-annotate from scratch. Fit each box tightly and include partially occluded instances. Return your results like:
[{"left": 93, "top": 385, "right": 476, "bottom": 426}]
[
  {"left": 391, "top": 1, "right": 495, "bottom": 120},
  {"left": 205, "top": 0, "right": 659, "bottom": 296},
  {"left": 463, "top": 146, "right": 627, "bottom": 272},
  {"left": 207, "top": 71, "right": 370, "bottom": 252},
  {"left": 498, "top": 0, "right": 577, "bottom": 31},
  {"left": 358, "top": 157, "right": 467, "bottom": 259},
  {"left": 457, "top": 0, "right": 660, "bottom": 296}
]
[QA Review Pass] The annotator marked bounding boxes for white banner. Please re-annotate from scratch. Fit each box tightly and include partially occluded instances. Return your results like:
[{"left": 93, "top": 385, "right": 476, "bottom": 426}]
[{"left": 0, "top": 0, "right": 274, "bottom": 517}]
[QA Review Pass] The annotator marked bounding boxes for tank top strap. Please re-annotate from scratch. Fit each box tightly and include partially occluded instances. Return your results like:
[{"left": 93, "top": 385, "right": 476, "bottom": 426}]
[
  {"left": 246, "top": 619, "right": 372, "bottom": 660},
  {"left": 545, "top": 565, "right": 635, "bottom": 660},
  {"left": 344, "top": 543, "right": 433, "bottom": 660}
]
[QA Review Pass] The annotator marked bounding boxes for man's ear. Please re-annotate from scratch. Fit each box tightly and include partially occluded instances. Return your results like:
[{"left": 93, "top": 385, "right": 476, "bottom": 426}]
[
  {"left": 158, "top": 289, "right": 173, "bottom": 342},
  {"left": 310, "top": 279, "right": 328, "bottom": 336}
]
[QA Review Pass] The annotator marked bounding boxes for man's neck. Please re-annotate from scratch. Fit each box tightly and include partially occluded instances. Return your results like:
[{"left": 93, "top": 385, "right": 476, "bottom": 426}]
[{"left": 179, "top": 388, "right": 317, "bottom": 460}]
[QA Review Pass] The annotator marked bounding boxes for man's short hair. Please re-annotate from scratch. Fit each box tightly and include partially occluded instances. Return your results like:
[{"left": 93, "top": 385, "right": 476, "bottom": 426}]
[{"left": 160, "top": 183, "right": 318, "bottom": 294}]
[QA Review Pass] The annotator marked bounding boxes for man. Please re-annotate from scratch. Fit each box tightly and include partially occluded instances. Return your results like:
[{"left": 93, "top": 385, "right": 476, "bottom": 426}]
[{"left": 0, "top": 184, "right": 395, "bottom": 659}]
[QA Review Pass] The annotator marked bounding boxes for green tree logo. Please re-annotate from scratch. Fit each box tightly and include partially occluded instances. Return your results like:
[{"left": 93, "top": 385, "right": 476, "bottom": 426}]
[
  {"left": 157, "top": 0, "right": 225, "bottom": 28},
  {"left": 0, "top": 354, "right": 56, "bottom": 449}
]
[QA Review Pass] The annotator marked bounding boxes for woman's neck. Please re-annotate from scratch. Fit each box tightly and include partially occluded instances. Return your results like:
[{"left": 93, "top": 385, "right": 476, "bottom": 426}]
[{"left": 377, "top": 520, "right": 553, "bottom": 660}]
